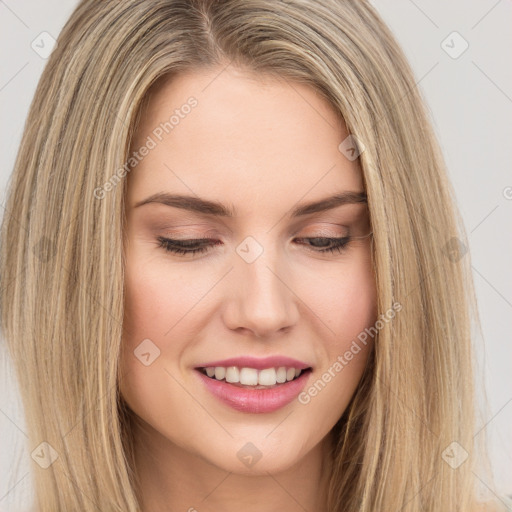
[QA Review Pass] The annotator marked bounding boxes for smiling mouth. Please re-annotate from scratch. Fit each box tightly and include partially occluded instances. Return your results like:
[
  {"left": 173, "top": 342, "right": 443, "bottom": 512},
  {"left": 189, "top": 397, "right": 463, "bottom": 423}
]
[{"left": 197, "top": 366, "right": 313, "bottom": 389}]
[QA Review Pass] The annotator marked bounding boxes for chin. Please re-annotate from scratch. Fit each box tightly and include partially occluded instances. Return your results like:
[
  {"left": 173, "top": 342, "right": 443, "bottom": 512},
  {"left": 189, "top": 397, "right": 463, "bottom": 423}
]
[{"left": 198, "top": 434, "right": 309, "bottom": 476}]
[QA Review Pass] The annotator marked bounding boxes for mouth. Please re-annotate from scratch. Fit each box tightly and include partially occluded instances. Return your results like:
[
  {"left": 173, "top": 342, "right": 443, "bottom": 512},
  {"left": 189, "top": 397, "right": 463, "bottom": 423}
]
[
  {"left": 196, "top": 366, "right": 313, "bottom": 389},
  {"left": 194, "top": 365, "right": 313, "bottom": 413}
]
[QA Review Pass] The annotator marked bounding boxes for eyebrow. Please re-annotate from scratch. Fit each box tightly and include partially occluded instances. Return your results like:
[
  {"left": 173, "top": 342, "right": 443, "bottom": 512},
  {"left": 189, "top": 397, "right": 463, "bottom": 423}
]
[{"left": 133, "top": 191, "right": 367, "bottom": 217}]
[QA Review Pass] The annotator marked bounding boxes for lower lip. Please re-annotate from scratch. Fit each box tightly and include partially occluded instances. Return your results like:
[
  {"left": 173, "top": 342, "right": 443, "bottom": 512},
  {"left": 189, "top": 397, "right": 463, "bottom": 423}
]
[{"left": 195, "top": 369, "right": 312, "bottom": 414}]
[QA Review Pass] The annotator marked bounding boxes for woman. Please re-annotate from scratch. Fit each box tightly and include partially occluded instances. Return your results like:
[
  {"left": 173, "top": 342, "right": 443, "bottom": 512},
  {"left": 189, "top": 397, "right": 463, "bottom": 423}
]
[{"left": 0, "top": 0, "right": 504, "bottom": 510}]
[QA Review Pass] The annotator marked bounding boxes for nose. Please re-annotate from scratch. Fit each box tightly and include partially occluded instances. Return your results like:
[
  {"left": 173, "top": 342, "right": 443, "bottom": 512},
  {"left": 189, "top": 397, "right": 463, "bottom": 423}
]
[{"left": 221, "top": 242, "right": 300, "bottom": 339}]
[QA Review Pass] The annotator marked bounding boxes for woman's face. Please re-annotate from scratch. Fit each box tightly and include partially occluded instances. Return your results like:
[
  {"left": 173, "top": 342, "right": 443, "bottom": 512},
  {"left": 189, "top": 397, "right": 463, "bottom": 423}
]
[{"left": 120, "top": 65, "right": 377, "bottom": 476}]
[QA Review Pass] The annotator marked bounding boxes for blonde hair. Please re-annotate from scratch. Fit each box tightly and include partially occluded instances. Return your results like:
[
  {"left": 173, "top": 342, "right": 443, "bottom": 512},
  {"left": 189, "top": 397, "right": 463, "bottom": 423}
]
[{"left": 0, "top": 0, "right": 494, "bottom": 510}]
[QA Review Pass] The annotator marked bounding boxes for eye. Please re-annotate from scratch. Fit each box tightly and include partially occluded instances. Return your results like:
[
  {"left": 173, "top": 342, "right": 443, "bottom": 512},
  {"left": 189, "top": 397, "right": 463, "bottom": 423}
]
[
  {"left": 294, "top": 236, "right": 352, "bottom": 254},
  {"left": 156, "top": 235, "right": 354, "bottom": 256},
  {"left": 156, "top": 236, "right": 220, "bottom": 255}
]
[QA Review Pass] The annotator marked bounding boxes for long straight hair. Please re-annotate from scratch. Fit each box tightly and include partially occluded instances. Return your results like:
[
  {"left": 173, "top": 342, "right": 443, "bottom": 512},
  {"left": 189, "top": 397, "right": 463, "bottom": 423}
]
[{"left": 0, "top": 0, "right": 490, "bottom": 510}]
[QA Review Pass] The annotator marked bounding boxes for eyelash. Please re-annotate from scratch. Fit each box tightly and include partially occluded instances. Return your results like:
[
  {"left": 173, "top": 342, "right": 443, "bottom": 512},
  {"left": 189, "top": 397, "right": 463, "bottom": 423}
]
[{"left": 156, "top": 236, "right": 352, "bottom": 256}]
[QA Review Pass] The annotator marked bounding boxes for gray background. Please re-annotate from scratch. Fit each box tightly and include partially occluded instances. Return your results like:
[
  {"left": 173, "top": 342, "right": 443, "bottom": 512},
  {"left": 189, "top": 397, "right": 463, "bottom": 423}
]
[{"left": 0, "top": 0, "right": 511, "bottom": 510}]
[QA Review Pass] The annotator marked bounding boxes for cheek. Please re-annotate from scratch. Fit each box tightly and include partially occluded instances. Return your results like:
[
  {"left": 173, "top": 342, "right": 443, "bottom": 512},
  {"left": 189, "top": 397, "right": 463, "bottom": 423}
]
[
  {"left": 297, "top": 255, "right": 376, "bottom": 405},
  {"left": 120, "top": 249, "right": 181, "bottom": 383},
  {"left": 307, "top": 258, "right": 376, "bottom": 408},
  {"left": 122, "top": 245, "right": 193, "bottom": 344},
  {"left": 120, "top": 253, "right": 189, "bottom": 429},
  {"left": 306, "top": 254, "right": 377, "bottom": 345},
  {"left": 337, "top": 270, "right": 377, "bottom": 343}
]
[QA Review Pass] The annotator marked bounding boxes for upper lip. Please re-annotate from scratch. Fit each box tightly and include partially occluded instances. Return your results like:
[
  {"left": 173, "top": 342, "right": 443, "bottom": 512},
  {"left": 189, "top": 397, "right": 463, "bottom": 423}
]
[{"left": 195, "top": 356, "right": 312, "bottom": 371}]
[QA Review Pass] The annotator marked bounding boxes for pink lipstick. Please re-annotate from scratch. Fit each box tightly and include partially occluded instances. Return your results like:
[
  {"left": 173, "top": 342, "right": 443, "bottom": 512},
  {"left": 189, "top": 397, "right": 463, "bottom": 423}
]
[{"left": 194, "top": 356, "right": 313, "bottom": 414}]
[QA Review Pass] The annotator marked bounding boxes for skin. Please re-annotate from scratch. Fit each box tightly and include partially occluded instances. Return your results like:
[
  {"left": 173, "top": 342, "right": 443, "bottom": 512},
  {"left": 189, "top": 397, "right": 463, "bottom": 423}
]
[{"left": 120, "top": 64, "right": 377, "bottom": 512}]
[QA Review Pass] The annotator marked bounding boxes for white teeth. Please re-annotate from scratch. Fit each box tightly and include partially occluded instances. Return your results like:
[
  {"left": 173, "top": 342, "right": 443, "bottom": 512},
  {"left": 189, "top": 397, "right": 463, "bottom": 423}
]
[
  {"left": 225, "top": 366, "right": 239, "bottom": 383},
  {"left": 239, "top": 367, "right": 258, "bottom": 385},
  {"left": 214, "top": 367, "right": 226, "bottom": 380},
  {"left": 276, "top": 367, "right": 287, "bottom": 383},
  {"left": 258, "top": 368, "right": 277, "bottom": 386},
  {"left": 202, "top": 365, "right": 307, "bottom": 386}
]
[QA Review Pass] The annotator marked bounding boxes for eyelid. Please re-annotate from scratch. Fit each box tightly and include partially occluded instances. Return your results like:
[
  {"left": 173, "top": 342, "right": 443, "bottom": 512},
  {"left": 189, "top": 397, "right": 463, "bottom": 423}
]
[
  {"left": 158, "top": 229, "right": 349, "bottom": 241},
  {"left": 156, "top": 223, "right": 352, "bottom": 242},
  {"left": 299, "top": 222, "right": 349, "bottom": 233},
  {"left": 155, "top": 217, "right": 360, "bottom": 237},
  {"left": 158, "top": 227, "right": 223, "bottom": 239}
]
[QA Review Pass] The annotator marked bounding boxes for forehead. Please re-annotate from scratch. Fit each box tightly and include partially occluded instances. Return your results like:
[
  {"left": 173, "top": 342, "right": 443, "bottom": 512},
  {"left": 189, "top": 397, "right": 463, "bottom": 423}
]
[{"left": 126, "top": 66, "right": 364, "bottom": 214}]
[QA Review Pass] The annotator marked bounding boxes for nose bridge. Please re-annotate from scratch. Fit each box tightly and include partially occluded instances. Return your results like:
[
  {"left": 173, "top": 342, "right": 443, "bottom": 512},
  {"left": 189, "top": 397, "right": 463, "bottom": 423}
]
[{"left": 224, "top": 234, "right": 298, "bottom": 336}]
